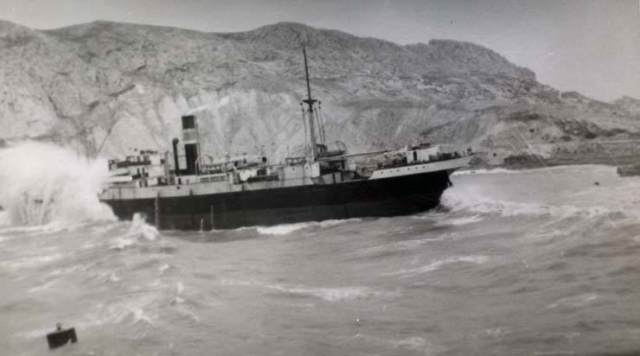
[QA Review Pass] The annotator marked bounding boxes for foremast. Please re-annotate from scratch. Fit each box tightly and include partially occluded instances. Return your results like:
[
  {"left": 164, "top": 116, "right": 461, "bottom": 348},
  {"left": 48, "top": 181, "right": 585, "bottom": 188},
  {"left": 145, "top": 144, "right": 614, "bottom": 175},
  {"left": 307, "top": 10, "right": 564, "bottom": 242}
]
[{"left": 302, "top": 46, "right": 319, "bottom": 161}]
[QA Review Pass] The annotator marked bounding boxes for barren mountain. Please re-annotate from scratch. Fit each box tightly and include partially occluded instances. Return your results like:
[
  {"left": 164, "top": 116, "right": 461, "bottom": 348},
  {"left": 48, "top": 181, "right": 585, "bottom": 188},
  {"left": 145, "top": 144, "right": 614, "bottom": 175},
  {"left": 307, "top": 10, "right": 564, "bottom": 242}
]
[{"left": 1, "top": 19, "right": 639, "bottom": 166}]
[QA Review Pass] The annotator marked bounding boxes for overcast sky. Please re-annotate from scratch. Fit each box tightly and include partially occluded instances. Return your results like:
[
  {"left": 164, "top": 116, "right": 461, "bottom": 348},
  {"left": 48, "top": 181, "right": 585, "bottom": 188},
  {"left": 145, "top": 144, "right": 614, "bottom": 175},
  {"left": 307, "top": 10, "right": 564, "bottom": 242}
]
[{"left": 2, "top": 0, "right": 639, "bottom": 101}]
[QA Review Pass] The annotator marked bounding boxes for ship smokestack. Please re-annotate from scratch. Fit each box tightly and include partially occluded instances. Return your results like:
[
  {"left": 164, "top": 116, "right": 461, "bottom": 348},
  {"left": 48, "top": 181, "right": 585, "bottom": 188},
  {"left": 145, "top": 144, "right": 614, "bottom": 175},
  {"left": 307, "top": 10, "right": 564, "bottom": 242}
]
[
  {"left": 172, "top": 138, "right": 180, "bottom": 176},
  {"left": 181, "top": 115, "right": 199, "bottom": 175}
]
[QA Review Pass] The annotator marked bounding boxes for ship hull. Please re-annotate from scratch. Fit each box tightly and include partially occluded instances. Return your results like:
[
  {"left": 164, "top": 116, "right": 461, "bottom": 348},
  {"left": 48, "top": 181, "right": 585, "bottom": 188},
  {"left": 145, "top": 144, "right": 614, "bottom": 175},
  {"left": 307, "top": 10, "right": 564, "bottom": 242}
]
[{"left": 102, "top": 169, "right": 453, "bottom": 230}]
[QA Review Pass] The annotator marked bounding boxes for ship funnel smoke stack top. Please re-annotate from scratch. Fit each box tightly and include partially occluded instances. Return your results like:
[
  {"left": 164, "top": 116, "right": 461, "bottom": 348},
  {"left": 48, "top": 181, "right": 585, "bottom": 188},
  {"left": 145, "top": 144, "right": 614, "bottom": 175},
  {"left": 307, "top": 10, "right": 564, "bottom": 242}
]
[{"left": 181, "top": 115, "right": 199, "bottom": 175}]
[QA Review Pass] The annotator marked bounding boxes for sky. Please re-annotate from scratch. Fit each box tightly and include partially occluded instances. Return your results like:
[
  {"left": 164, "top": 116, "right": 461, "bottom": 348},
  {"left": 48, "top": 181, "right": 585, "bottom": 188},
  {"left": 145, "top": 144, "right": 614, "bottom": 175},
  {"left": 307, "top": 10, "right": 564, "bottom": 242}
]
[{"left": 2, "top": 0, "right": 639, "bottom": 101}]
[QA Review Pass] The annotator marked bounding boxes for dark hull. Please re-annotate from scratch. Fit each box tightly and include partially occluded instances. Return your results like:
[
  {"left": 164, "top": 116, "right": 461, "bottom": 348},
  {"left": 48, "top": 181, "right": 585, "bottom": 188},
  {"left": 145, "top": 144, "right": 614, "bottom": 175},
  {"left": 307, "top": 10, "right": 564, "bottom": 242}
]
[{"left": 102, "top": 170, "right": 453, "bottom": 230}]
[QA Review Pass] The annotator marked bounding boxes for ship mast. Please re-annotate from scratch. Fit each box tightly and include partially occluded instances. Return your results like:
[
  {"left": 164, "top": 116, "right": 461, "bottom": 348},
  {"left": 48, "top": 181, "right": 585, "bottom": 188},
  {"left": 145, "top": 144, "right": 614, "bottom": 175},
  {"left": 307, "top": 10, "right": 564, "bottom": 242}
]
[{"left": 302, "top": 46, "right": 318, "bottom": 160}]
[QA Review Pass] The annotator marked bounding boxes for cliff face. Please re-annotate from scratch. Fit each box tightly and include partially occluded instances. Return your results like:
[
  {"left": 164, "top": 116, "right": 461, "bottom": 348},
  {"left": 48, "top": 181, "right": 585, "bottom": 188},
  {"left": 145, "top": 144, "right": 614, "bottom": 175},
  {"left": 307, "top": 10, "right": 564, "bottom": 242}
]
[{"left": 0, "top": 19, "right": 638, "bottom": 164}]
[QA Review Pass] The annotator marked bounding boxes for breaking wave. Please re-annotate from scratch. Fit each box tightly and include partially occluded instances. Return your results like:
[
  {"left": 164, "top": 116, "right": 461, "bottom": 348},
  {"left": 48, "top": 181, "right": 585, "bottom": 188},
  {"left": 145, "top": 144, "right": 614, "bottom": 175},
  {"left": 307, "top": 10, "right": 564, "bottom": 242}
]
[
  {"left": 268, "top": 285, "right": 394, "bottom": 302},
  {"left": 255, "top": 222, "right": 313, "bottom": 236},
  {"left": 442, "top": 184, "right": 626, "bottom": 221},
  {"left": 219, "top": 278, "right": 394, "bottom": 302},
  {"left": 254, "top": 219, "right": 361, "bottom": 236},
  {"left": 546, "top": 293, "right": 600, "bottom": 309},
  {"left": 384, "top": 255, "right": 489, "bottom": 276},
  {"left": 454, "top": 165, "right": 614, "bottom": 176},
  {"left": 0, "top": 142, "right": 115, "bottom": 227},
  {"left": 435, "top": 215, "right": 483, "bottom": 226}
]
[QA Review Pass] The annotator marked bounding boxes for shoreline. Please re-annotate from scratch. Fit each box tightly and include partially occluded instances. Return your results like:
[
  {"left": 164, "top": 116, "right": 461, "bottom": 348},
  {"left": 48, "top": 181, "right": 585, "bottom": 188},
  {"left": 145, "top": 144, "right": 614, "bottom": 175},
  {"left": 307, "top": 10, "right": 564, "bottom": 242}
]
[{"left": 458, "top": 161, "right": 638, "bottom": 177}]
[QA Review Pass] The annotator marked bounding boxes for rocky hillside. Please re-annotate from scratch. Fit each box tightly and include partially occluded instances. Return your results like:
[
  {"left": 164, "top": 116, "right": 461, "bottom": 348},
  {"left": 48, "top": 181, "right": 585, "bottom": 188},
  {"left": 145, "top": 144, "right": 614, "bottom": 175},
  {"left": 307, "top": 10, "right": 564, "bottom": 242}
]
[{"left": 0, "top": 19, "right": 639, "bottom": 165}]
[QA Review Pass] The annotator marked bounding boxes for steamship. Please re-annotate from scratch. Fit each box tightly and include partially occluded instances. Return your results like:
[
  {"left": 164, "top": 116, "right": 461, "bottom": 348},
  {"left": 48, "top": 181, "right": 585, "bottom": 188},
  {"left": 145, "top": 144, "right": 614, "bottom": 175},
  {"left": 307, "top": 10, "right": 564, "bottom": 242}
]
[{"left": 98, "top": 48, "right": 472, "bottom": 230}]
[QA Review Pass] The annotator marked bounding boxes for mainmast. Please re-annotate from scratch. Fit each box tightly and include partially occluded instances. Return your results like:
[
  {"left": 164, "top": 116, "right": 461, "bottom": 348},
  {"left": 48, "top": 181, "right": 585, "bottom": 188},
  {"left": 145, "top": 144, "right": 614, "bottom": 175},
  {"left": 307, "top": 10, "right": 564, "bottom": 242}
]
[{"left": 302, "top": 46, "right": 318, "bottom": 160}]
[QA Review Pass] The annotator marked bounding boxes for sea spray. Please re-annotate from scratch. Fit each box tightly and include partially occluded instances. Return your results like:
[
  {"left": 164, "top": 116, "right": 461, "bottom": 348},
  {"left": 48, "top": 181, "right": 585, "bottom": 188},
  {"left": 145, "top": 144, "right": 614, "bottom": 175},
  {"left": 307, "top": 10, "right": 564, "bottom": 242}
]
[
  {"left": 110, "top": 213, "right": 161, "bottom": 250},
  {"left": 0, "top": 142, "right": 115, "bottom": 227}
]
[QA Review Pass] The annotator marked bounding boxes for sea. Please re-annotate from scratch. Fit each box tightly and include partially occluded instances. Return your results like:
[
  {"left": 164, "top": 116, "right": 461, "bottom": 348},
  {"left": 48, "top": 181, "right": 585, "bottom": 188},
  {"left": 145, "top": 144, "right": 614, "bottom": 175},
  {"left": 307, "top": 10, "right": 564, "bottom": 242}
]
[{"left": 1, "top": 143, "right": 640, "bottom": 356}]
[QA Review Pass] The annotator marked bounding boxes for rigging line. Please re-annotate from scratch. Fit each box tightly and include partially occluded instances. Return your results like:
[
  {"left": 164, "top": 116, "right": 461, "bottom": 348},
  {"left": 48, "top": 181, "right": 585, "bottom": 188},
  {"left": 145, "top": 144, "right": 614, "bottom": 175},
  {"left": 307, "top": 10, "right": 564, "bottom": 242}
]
[
  {"left": 513, "top": 127, "right": 557, "bottom": 180},
  {"left": 95, "top": 114, "right": 126, "bottom": 158},
  {"left": 301, "top": 105, "right": 309, "bottom": 155},
  {"left": 314, "top": 109, "right": 324, "bottom": 146},
  {"left": 318, "top": 103, "right": 327, "bottom": 145}
]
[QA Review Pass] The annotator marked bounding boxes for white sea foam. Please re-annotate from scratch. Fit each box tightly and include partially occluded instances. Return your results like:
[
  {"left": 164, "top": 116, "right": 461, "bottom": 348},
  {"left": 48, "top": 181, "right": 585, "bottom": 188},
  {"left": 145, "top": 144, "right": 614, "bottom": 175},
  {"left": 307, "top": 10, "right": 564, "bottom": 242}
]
[
  {"left": 392, "top": 336, "right": 445, "bottom": 355},
  {"left": 546, "top": 293, "right": 600, "bottom": 309},
  {"left": 318, "top": 218, "right": 362, "bottom": 227},
  {"left": 1, "top": 253, "right": 65, "bottom": 270},
  {"left": 255, "top": 218, "right": 361, "bottom": 235},
  {"left": 96, "top": 271, "right": 121, "bottom": 282},
  {"left": 454, "top": 168, "right": 519, "bottom": 175},
  {"left": 256, "top": 222, "right": 312, "bottom": 235},
  {"left": 442, "top": 184, "right": 619, "bottom": 220},
  {"left": 455, "top": 165, "right": 614, "bottom": 177},
  {"left": 219, "top": 278, "right": 394, "bottom": 302},
  {"left": 80, "top": 292, "right": 164, "bottom": 329},
  {"left": 353, "top": 333, "right": 445, "bottom": 355},
  {"left": 354, "top": 234, "right": 456, "bottom": 257},
  {"left": 110, "top": 213, "right": 161, "bottom": 250},
  {"left": 90, "top": 223, "right": 120, "bottom": 235},
  {"left": 127, "top": 213, "right": 160, "bottom": 241},
  {"left": 46, "top": 264, "right": 86, "bottom": 278},
  {"left": 447, "top": 165, "right": 640, "bottom": 225},
  {"left": 0, "top": 221, "right": 77, "bottom": 236},
  {"left": 109, "top": 220, "right": 162, "bottom": 250},
  {"left": 110, "top": 236, "right": 138, "bottom": 250},
  {"left": 0, "top": 142, "right": 115, "bottom": 227},
  {"left": 436, "top": 215, "right": 483, "bottom": 226},
  {"left": 268, "top": 285, "right": 393, "bottom": 302},
  {"left": 384, "top": 255, "right": 489, "bottom": 276},
  {"left": 481, "top": 327, "right": 511, "bottom": 339},
  {"left": 533, "top": 350, "right": 576, "bottom": 355},
  {"left": 27, "top": 279, "right": 58, "bottom": 293},
  {"left": 159, "top": 263, "right": 171, "bottom": 274},
  {"left": 219, "top": 278, "right": 259, "bottom": 287}
]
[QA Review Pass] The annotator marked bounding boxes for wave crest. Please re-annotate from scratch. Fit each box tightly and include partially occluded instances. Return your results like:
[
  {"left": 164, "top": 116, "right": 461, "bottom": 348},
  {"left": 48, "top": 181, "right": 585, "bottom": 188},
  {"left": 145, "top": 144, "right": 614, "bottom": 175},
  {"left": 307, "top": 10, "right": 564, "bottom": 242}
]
[
  {"left": 0, "top": 142, "right": 115, "bottom": 227},
  {"left": 442, "top": 185, "right": 624, "bottom": 220},
  {"left": 384, "top": 255, "right": 489, "bottom": 276},
  {"left": 254, "top": 218, "right": 361, "bottom": 236}
]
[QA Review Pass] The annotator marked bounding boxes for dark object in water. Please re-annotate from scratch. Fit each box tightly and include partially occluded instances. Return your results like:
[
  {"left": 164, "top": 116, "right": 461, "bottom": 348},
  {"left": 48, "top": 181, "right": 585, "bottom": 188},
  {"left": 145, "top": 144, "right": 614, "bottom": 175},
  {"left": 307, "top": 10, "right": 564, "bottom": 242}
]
[
  {"left": 594, "top": 181, "right": 600, "bottom": 186},
  {"left": 46, "top": 323, "right": 77, "bottom": 349}
]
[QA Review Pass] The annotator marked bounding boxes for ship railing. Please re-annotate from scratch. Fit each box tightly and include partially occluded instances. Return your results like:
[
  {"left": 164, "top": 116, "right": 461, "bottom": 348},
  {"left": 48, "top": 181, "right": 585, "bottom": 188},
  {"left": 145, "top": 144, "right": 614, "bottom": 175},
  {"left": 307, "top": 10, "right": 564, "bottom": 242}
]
[
  {"left": 198, "top": 174, "right": 227, "bottom": 183},
  {"left": 315, "top": 149, "right": 388, "bottom": 162},
  {"left": 246, "top": 174, "right": 279, "bottom": 183},
  {"left": 374, "top": 150, "right": 471, "bottom": 170},
  {"left": 285, "top": 156, "right": 309, "bottom": 165},
  {"left": 199, "top": 164, "right": 227, "bottom": 174},
  {"left": 110, "top": 159, "right": 152, "bottom": 169}
]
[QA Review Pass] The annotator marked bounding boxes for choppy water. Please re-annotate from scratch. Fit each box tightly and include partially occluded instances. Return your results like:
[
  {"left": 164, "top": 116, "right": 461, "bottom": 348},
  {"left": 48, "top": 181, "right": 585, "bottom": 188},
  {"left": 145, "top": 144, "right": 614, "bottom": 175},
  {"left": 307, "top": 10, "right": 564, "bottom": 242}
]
[{"left": 2, "top": 163, "right": 640, "bottom": 356}]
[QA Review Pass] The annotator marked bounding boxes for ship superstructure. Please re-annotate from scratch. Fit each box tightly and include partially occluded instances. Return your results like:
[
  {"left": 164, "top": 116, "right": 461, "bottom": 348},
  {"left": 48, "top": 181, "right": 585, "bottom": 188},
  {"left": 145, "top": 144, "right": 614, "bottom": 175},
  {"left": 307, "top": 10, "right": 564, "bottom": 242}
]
[{"left": 99, "top": 48, "right": 472, "bottom": 230}]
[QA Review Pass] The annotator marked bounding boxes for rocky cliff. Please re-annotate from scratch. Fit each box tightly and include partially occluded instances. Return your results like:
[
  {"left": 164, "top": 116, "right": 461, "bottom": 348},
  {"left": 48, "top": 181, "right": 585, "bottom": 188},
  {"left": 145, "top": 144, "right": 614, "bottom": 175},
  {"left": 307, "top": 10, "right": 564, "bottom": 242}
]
[{"left": 1, "top": 19, "right": 639, "bottom": 165}]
